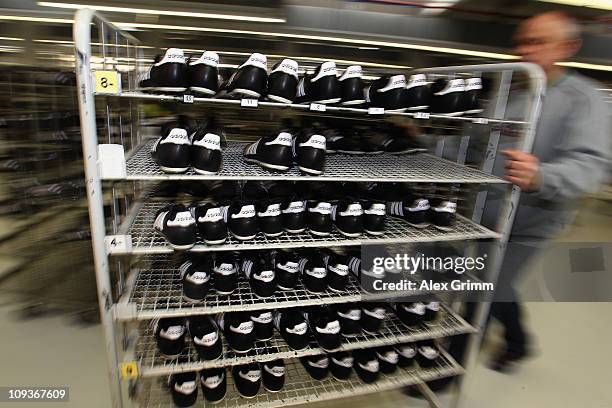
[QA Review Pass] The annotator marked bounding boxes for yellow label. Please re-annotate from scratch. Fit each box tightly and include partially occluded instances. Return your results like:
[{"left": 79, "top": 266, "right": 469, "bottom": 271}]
[
  {"left": 94, "top": 70, "right": 121, "bottom": 94},
  {"left": 120, "top": 362, "right": 138, "bottom": 379}
]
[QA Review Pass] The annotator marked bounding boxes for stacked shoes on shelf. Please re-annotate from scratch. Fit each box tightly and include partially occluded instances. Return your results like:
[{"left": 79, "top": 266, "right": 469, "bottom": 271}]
[
  {"left": 139, "top": 48, "right": 484, "bottom": 115},
  {"left": 153, "top": 181, "right": 456, "bottom": 250}
]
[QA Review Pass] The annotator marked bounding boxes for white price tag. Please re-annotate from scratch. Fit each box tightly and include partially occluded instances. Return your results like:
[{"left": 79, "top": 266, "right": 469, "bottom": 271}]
[
  {"left": 472, "top": 118, "right": 489, "bottom": 125},
  {"left": 182, "top": 94, "right": 194, "bottom": 104},
  {"left": 309, "top": 103, "right": 326, "bottom": 112},
  {"left": 414, "top": 112, "right": 430, "bottom": 119},
  {"left": 368, "top": 107, "right": 384, "bottom": 115},
  {"left": 98, "top": 144, "right": 126, "bottom": 179},
  {"left": 105, "top": 235, "right": 133, "bottom": 254},
  {"left": 241, "top": 99, "right": 258, "bottom": 108}
]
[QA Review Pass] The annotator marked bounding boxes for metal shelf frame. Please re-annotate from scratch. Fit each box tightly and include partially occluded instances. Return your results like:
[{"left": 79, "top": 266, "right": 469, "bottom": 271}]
[
  {"left": 136, "top": 306, "right": 475, "bottom": 377},
  {"left": 139, "top": 352, "right": 464, "bottom": 408},
  {"left": 74, "top": 9, "right": 545, "bottom": 408}
]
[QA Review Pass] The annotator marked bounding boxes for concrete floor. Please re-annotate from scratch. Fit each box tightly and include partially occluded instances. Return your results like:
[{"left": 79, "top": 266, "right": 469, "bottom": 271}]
[{"left": 1, "top": 198, "right": 610, "bottom": 408}]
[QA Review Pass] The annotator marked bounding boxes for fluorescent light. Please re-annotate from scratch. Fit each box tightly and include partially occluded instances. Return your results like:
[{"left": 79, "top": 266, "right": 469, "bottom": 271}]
[
  {"left": 556, "top": 61, "right": 612, "bottom": 72},
  {"left": 117, "top": 22, "right": 520, "bottom": 60},
  {"left": 536, "top": 0, "right": 612, "bottom": 11},
  {"left": 37, "top": 2, "right": 286, "bottom": 23},
  {"left": 0, "top": 15, "right": 73, "bottom": 23},
  {"left": 0, "top": 36, "right": 24, "bottom": 41}
]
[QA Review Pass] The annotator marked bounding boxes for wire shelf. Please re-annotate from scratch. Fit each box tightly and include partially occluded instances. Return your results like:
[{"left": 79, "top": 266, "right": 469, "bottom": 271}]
[
  {"left": 106, "top": 91, "right": 526, "bottom": 126},
  {"left": 114, "top": 201, "right": 500, "bottom": 255},
  {"left": 122, "top": 139, "right": 507, "bottom": 183},
  {"left": 118, "top": 256, "right": 362, "bottom": 320},
  {"left": 138, "top": 351, "right": 463, "bottom": 408},
  {"left": 136, "top": 306, "right": 474, "bottom": 377}
]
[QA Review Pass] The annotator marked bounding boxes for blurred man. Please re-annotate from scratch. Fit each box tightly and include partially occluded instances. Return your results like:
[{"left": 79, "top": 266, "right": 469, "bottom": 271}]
[{"left": 488, "top": 11, "right": 609, "bottom": 372}]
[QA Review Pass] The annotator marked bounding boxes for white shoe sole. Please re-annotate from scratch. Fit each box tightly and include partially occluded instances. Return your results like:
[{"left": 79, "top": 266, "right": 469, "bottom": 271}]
[
  {"left": 389, "top": 148, "right": 427, "bottom": 155},
  {"left": 298, "top": 166, "right": 323, "bottom": 175},
  {"left": 407, "top": 105, "right": 429, "bottom": 111},
  {"left": 327, "top": 286, "right": 347, "bottom": 293},
  {"left": 465, "top": 108, "right": 484, "bottom": 115},
  {"left": 193, "top": 167, "right": 220, "bottom": 175},
  {"left": 340, "top": 99, "right": 366, "bottom": 106},
  {"left": 263, "top": 231, "right": 284, "bottom": 238},
  {"left": 204, "top": 238, "right": 227, "bottom": 245},
  {"left": 189, "top": 86, "right": 216, "bottom": 95},
  {"left": 214, "top": 289, "right": 235, "bottom": 295},
  {"left": 284, "top": 228, "right": 306, "bottom": 234},
  {"left": 442, "top": 111, "right": 465, "bottom": 117},
  {"left": 229, "top": 88, "right": 261, "bottom": 98},
  {"left": 385, "top": 108, "right": 407, "bottom": 113},
  {"left": 169, "top": 242, "right": 196, "bottom": 250},
  {"left": 244, "top": 157, "right": 290, "bottom": 171},
  {"left": 263, "top": 386, "right": 283, "bottom": 393},
  {"left": 315, "top": 98, "right": 341, "bottom": 104},
  {"left": 159, "top": 165, "right": 189, "bottom": 173},
  {"left": 331, "top": 375, "right": 351, "bottom": 382},
  {"left": 230, "top": 231, "right": 257, "bottom": 241},
  {"left": 183, "top": 295, "right": 206, "bottom": 303},
  {"left": 407, "top": 222, "right": 430, "bottom": 229},
  {"left": 309, "top": 229, "right": 331, "bottom": 237},
  {"left": 364, "top": 229, "right": 385, "bottom": 236},
  {"left": 336, "top": 229, "right": 362, "bottom": 238},
  {"left": 152, "top": 87, "right": 188, "bottom": 92},
  {"left": 267, "top": 94, "right": 293, "bottom": 104},
  {"left": 433, "top": 224, "right": 454, "bottom": 232}
]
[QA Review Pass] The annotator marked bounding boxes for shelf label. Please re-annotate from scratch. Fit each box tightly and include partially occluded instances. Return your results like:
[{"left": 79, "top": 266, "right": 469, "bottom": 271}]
[
  {"left": 120, "top": 362, "right": 138, "bottom": 379},
  {"left": 472, "top": 118, "right": 489, "bottom": 125},
  {"left": 310, "top": 103, "right": 326, "bottom": 112},
  {"left": 241, "top": 99, "right": 258, "bottom": 108},
  {"left": 368, "top": 107, "right": 384, "bottom": 115},
  {"left": 98, "top": 144, "right": 126, "bottom": 179},
  {"left": 93, "top": 70, "right": 121, "bottom": 94},
  {"left": 105, "top": 235, "right": 133, "bottom": 254},
  {"left": 182, "top": 94, "right": 194, "bottom": 104},
  {"left": 414, "top": 112, "right": 430, "bottom": 119}
]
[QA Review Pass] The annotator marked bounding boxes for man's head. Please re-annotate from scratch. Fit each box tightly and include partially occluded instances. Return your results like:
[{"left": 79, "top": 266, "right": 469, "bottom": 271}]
[{"left": 514, "top": 12, "right": 582, "bottom": 74}]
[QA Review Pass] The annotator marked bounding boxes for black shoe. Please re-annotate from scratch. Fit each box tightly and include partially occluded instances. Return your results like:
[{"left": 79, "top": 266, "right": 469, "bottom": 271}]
[
  {"left": 353, "top": 349, "right": 380, "bottom": 383},
  {"left": 267, "top": 59, "right": 298, "bottom": 103},
  {"left": 232, "top": 363, "right": 262, "bottom": 398},
  {"left": 428, "top": 199, "right": 456, "bottom": 231},
  {"left": 305, "top": 307, "right": 341, "bottom": 352},
  {"left": 360, "top": 303, "right": 386, "bottom": 334},
  {"left": 244, "top": 131, "right": 294, "bottom": 171},
  {"left": 190, "top": 119, "right": 224, "bottom": 175},
  {"left": 333, "top": 303, "right": 361, "bottom": 337},
  {"left": 430, "top": 78, "right": 466, "bottom": 116},
  {"left": 154, "top": 317, "right": 186, "bottom": 358},
  {"left": 300, "top": 355, "right": 329, "bottom": 380},
  {"left": 168, "top": 371, "right": 198, "bottom": 407},
  {"left": 348, "top": 254, "right": 385, "bottom": 294},
  {"left": 200, "top": 367, "right": 227, "bottom": 403},
  {"left": 262, "top": 359, "right": 285, "bottom": 392},
  {"left": 188, "top": 51, "right": 219, "bottom": 95},
  {"left": 193, "top": 203, "right": 227, "bottom": 245},
  {"left": 226, "top": 200, "right": 258, "bottom": 241},
  {"left": 306, "top": 199, "right": 333, "bottom": 236},
  {"left": 251, "top": 310, "right": 274, "bottom": 341},
  {"left": 218, "top": 312, "right": 255, "bottom": 354},
  {"left": 180, "top": 258, "right": 212, "bottom": 302},
  {"left": 405, "top": 74, "right": 431, "bottom": 111},
  {"left": 281, "top": 196, "right": 307, "bottom": 234},
  {"left": 151, "top": 125, "right": 191, "bottom": 173},
  {"left": 255, "top": 198, "right": 284, "bottom": 238},
  {"left": 274, "top": 250, "right": 300, "bottom": 290},
  {"left": 417, "top": 340, "right": 440, "bottom": 368},
  {"left": 365, "top": 75, "right": 408, "bottom": 112},
  {"left": 299, "top": 252, "right": 328, "bottom": 294},
  {"left": 274, "top": 309, "right": 310, "bottom": 351},
  {"left": 226, "top": 53, "right": 268, "bottom": 99},
  {"left": 188, "top": 315, "right": 223, "bottom": 361},
  {"left": 139, "top": 54, "right": 161, "bottom": 91},
  {"left": 324, "top": 126, "right": 365, "bottom": 155},
  {"left": 361, "top": 199, "right": 386, "bottom": 236},
  {"left": 463, "top": 77, "right": 483, "bottom": 115},
  {"left": 423, "top": 301, "right": 440, "bottom": 322},
  {"left": 153, "top": 204, "right": 197, "bottom": 250},
  {"left": 324, "top": 252, "right": 350, "bottom": 292},
  {"left": 297, "top": 61, "right": 341, "bottom": 104},
  {"left": 241, "top": 253, "right": 276, "bottom": 298},
  {"left": 386, "top": 185, "right": 430, "bottom": 228},
  {"left": 145, "top": 48, "right": 188, "bottom": 92},
  {"left": 376, "top": 346, "right": 399, "bottom": 374},
  {"left": 395, "top": 302, "right": 426, "bottom": 327},
  {"left": 330, "top": 351, "right": 354, "bottom": 381},
  {"left": 395, "top": 343, "right": 417, "bottom": 368},
  {"left": 331, "top": 199, "right": 363, "bottom": 237},
  {"left": 292, "top": 127, "right": 327, "bottom": 175},
  {"left": 213, "top": 253, "right": 239, "bottom": 295},
  {"left": 489, "top": 348, "right": 531, "bottom": 373},
  {"left": 339, "top": 65, "right": 365, "bottom": 106}
]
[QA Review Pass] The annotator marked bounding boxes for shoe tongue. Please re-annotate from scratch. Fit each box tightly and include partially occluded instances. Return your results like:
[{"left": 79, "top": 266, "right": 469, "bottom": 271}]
[
  {"left": 239, "top": 53, "right": 267, "bottom": 71},
  {"left": 190, "top": 51, "right": 219, "bottom": 67},
  {"left": 156, "top": 48, "right": 185, "bottom": 66},
  {"left": 271, "top": 58, "right": 298, "bottom": 78}
]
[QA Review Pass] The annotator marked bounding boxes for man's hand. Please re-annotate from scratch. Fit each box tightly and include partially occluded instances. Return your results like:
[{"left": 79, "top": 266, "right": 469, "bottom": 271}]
[{"left": 502, "top": 149, "right": 541, "bottom": 192}]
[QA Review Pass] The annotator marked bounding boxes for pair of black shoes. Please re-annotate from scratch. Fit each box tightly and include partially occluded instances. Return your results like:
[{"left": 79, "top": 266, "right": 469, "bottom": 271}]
[
  {"left": 301, "top": 352, "right": 356, "bottom": 381},
  {"left": 151, "top": 119, "right": 224, "bottom": 174},
  {"left": 215, "top": 310, "right": 275, "bottom": 354},
  {"left": 243, "top": 127, "right": 326, "bottom": 175},
  {"left": 179, "top": 254, "right": 241, "bottom": 301},
  {"left": 274, "top": 306, "right": 341, "bottom": 352},
  {"left": 140, "top": 48, "right": 219, "bottom": 95},
  {"left": 365, "top": 73, "right": 430, "bottom": 112},
  {"left": 430, "top": 77, "right": 483, "bottom": 116},
  {"left": 154, "top": 202, "right": 227, "bottom": 250},
  {"left": 394, "top": 301, "right": 440, "bottom": 327},
  {"left": 168, "top": 366, "right": 227, "bottom": 407},
  {"left": 154, "top": 315, "right": 222, "bottom": 361},
  {"left": 232, "top": 359, "right": 286, "bottom": 398},
  {"left": 297, "top": 62, "right": 365, "bottom": 105}
]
